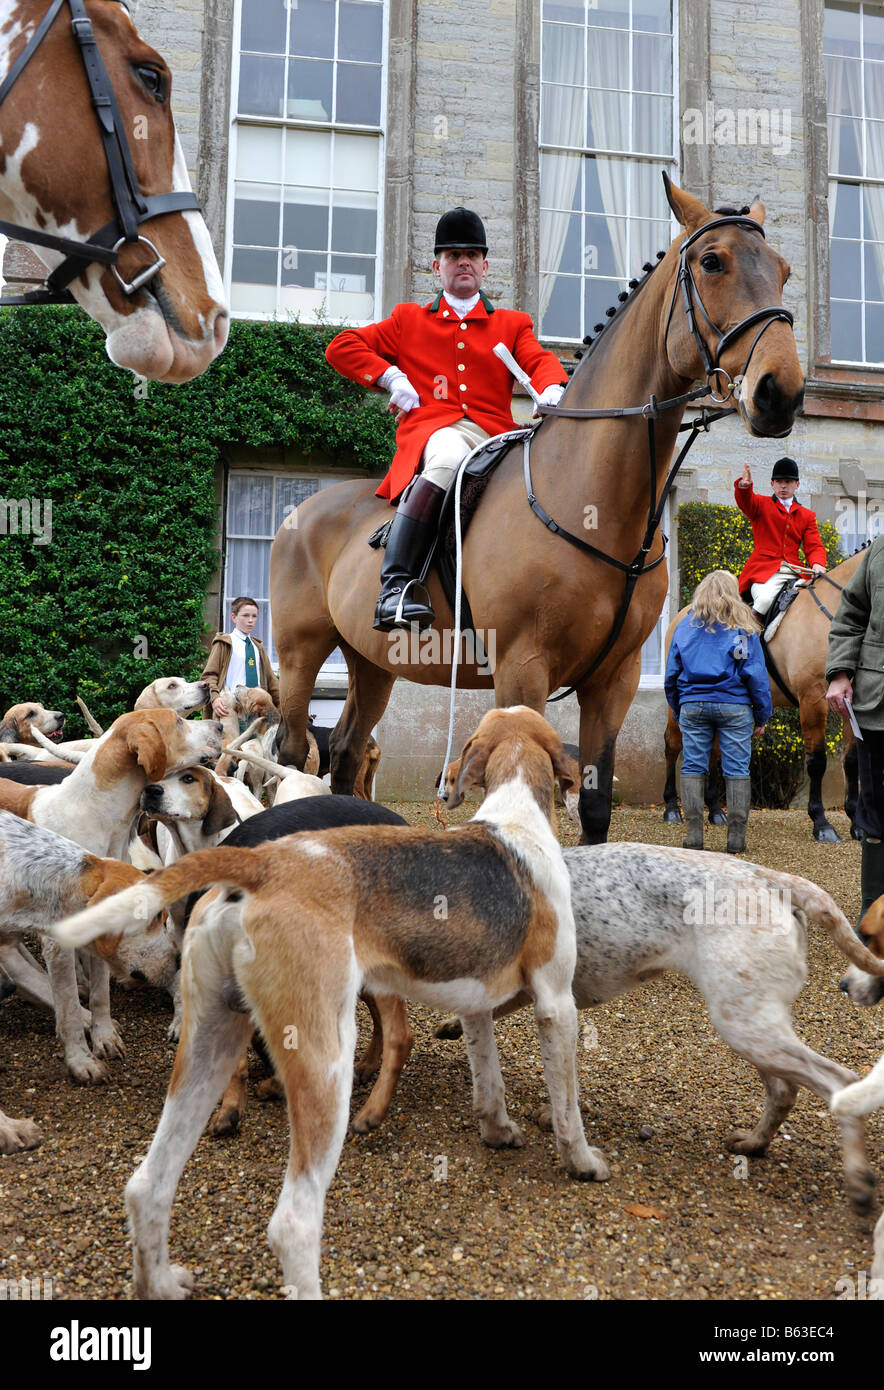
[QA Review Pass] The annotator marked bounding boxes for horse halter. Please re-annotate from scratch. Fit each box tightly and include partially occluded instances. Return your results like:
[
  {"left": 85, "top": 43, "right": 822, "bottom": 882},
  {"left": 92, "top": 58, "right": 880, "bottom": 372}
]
[
  {"left": 666, "top": 214, "right": 795, "bottom": 404},
  {"left": 0, "top": 0, "right": 201, "bottom": 306}
]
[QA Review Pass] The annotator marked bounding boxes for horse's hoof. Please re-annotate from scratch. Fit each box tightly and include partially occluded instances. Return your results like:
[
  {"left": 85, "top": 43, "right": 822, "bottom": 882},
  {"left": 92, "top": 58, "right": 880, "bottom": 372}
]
[
  {"left": 814, "top": 825, "right": 841, "bottom": 844},
  {"left": 708, "top": 810, "right": 727, "bottom": 826},
  {"left": 663, "top": 808, "right": 683, "bottom": 824}
]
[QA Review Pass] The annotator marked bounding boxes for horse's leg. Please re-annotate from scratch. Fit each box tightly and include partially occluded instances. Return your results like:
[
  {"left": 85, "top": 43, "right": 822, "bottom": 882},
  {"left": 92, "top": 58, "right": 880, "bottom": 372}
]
[
  {"left": 662, "top": 707, "right": 683, "bottom": 823},
  {"left": 706, "top": 742, "right": 727, "bottom": 825},
  {"left": 800, "top": 694, "right": 840, "bottom": 843},
  {"left": 843, "top": 721, "right": 862, "bottom": 840},
  {"left": 275, "top": 629, "right": 338, "bottom": 769},
  {"left": 575, "top": 654, "right": 641, "bottom": 846},
  {"left": 329, "top": 647, "right": 396, "bottom": 795}
]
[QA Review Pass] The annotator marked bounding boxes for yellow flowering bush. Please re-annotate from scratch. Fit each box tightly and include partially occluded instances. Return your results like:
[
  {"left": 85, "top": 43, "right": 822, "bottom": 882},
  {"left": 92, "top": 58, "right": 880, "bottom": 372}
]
[{"left": 677, "top": 504, "right": 845, "bottom": 809}]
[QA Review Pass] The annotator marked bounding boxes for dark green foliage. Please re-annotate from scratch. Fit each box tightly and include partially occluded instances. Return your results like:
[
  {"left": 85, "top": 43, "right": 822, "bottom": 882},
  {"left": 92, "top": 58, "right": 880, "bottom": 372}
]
[{"left": 0, "top": 309, "right": 393, "bottom": 734}]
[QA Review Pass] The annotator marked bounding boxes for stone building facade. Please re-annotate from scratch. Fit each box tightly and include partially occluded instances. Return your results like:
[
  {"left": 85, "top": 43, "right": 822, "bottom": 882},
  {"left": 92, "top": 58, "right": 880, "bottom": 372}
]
[{"left": 9, "top": 0, "right": 881, "bottom": 802}]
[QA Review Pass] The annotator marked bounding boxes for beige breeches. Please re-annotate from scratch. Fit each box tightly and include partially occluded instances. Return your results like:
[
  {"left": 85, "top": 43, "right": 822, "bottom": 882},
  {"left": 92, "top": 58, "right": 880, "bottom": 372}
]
[
  {"left": 751, "top": 562, "right": 802, "bottom": 615},
  {"left": 419, "top": 419, "right": 490, "bottom": 488}
]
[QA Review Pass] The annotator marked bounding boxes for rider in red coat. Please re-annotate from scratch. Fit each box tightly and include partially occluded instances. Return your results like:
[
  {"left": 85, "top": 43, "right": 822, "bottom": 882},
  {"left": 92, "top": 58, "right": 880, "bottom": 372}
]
[
  {"left": 325, "top": 207, "right": 567, "bottom": 631},
  {"left": 734, "top": 456, "right": 827, "bottom": 616}
]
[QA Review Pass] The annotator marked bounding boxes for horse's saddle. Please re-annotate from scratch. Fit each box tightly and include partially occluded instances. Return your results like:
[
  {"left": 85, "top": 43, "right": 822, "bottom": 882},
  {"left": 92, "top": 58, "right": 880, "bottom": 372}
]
[
  {"left": 367, "top": 426, "right": 534, "bottom": 634},
  {"left": 761, "top": 578, "right": 801, "bottom": 641}
]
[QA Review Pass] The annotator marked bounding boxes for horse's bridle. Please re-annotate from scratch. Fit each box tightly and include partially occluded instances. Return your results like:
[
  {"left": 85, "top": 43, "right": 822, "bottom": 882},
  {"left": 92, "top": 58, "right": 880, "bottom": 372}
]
[
  {"left": 0, "top": 0, "right": 201, "bottom": 306},
  {"left": 527, "top": 213, "right": 798, "bottom": 701}
]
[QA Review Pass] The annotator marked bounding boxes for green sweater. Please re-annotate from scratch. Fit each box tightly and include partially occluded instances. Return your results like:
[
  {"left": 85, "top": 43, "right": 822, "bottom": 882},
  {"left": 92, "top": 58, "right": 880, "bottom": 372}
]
[{"left": 826, "top": 536, "right": 884, "bottom": 730}]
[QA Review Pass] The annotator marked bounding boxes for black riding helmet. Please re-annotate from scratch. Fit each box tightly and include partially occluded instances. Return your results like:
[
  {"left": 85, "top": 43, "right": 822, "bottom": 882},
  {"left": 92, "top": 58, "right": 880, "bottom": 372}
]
[
  {"left": 434, "top": 207, "right": 488, "bottom": 255},
  {"left": 771, "top": 456, "right": 799, "bottom": 481}
]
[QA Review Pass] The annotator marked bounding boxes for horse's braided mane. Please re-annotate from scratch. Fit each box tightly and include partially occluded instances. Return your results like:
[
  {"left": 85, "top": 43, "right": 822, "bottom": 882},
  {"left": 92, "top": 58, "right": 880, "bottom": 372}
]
[{"left": 568, "top": 201, "right": 753, "bottom": 372}]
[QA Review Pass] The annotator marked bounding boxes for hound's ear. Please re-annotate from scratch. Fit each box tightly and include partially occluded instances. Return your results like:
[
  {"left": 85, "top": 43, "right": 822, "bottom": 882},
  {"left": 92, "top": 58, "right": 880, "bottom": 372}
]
[
  {"left": 127, "top": 716, "right": 168, "bottom": 784},
  {"left": 661, "top": 172, "right": 710, "bottom": 234},
  {"left": 0, "top": 720, "right": 16, "bottom": 741},
  {"left": 92, "top": 931, "right": 124, "bottom": 959},
  {"left": 446, "top": 738, "right": 489, "bottom": 809},
  {"left": 203, "top": 778, "right": 237, "bottom": 837},
  {"left": 132, "top": 685, "right": 155, "bottom": 711},
  {"left": 555, "top": 752, "right": 581, "bottom": 797}
]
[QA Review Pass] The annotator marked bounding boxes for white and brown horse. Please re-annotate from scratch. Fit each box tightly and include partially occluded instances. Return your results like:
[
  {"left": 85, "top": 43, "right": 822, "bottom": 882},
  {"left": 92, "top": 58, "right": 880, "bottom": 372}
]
[
  {"left": 0, "top": 0, "right": 227, "bottom": 379},
  {"left": 270, "top": 180, "right": 805, "bottom": 844}
]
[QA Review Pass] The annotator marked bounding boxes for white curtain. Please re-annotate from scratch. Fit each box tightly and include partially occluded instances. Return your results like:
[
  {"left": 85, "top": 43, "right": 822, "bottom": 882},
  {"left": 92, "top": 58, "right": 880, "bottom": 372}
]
[
  {"left": 539, "top": 27, "right": 584, "bottom": 318},
  {"left": 585, "top": 27, "right": 634, "bottom": 279}
]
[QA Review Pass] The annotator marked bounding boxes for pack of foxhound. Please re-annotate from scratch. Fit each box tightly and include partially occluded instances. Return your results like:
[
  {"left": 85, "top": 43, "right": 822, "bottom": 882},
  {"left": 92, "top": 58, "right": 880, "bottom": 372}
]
[{"left": 1, "top": 689, "right": 883, "bottom": 1300}]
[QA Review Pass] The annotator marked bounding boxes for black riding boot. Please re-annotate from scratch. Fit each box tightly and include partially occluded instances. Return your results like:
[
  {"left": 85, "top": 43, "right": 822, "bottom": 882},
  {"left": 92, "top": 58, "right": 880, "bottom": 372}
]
[
  {"left": 373, "top": 477, "right": 446, "bottom": 632},
  {"left": 859, "top": 836, "right": 884, "bottom": 929}
]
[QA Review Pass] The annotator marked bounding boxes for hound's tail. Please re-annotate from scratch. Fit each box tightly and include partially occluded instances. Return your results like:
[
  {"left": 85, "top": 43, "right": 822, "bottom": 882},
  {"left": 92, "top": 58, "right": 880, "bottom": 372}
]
[
  {"left": 783, "top": 872, "right": 884, "bottom": 975},
  {"left": 52, "top": 847, "right": 267, "bottom": 949},
  {"left": 831, "top": 1057, "right": 884, "bottom": 1117}
]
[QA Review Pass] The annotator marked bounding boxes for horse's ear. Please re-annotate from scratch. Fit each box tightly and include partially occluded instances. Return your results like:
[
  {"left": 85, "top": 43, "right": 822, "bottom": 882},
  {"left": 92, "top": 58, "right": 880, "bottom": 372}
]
[
  {"left": 746, "top": 196, "right": 766, "bottom": 227},
  {"left": 661, "top": 172, "right": 710, "bottom": 233}
]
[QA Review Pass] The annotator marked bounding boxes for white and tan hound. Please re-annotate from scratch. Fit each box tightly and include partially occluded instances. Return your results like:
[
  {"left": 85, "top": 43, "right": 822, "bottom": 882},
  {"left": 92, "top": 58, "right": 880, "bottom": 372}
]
[{"left": 54, "top": 707, "right": 605, "bottom": 1299}]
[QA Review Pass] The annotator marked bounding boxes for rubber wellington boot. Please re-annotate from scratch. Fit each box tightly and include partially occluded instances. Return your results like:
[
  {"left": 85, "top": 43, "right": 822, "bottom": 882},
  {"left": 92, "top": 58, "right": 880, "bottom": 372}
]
[
  {"left": 680, "top": 773, "right": 706, "bottom": 850},
  {"left": 859, "top": 835, "right": 884, "bottom": 928},
  {"left": 725, "top": 776, "right": 752, "bottom": 854},
  {"left": 373, "top": 477, "right": 445, "bottom": 632}
]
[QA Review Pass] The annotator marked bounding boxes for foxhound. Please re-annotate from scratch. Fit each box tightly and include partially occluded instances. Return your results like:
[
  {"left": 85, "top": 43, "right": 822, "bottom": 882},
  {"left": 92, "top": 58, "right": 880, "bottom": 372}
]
[
  {"left": 0, "top": 702, "right": 65, "bottom": 746},
  {"left": 54, "top": 707, "right": 604, "bottom": 1299},
  {"left": 0, "top": 813, "right": 174, "bottom": 1153},
  {"left": 0, "top": 710, "right": 221, "bottom": 1077}
]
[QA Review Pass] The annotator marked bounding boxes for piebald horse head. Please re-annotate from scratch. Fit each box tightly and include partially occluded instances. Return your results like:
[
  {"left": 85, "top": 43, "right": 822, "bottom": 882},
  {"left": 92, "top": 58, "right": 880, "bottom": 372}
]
[{"left": 0, "top": 0, "right": 228, "bottom": 380}]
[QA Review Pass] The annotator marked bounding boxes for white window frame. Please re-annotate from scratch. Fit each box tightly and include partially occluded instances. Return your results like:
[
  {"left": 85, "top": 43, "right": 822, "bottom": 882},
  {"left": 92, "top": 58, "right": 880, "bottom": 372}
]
[
  {"left": 538, "top": 0, "right": 680, "bottom": 345},
  {"left": 226, "top": 0, "right": 389, "bottom": 325}
]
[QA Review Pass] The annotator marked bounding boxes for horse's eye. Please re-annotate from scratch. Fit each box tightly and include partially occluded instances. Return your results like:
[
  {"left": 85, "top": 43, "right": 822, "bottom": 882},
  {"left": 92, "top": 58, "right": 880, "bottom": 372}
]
[
  {"left": 700, "top": 253, "right": 723, "bottom": 273},
  {"left": 135, "top": 66, "right": 167, "bottom": 101}
]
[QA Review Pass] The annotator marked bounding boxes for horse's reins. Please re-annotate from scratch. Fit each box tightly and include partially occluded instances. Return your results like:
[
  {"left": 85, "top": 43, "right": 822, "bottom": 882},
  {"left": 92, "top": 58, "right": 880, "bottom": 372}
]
[
  {"left": 0, "top": 0, "right": 201, "bottom": 305},
  {"left": 526, "top": 214, "right": 795, "bottom": 702}
]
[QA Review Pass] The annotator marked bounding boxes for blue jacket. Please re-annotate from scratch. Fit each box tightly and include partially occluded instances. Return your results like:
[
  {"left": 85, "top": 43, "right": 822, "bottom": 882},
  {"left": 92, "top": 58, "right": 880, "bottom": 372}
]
[{"left": 664, "top": 615, "right": 773, "bottom": 725}]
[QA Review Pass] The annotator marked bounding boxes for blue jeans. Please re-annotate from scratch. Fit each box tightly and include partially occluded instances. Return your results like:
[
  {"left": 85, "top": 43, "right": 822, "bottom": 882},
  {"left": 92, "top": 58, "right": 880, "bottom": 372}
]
[{"left": 679, "top": 702, "right": 754, "bottom": 777}]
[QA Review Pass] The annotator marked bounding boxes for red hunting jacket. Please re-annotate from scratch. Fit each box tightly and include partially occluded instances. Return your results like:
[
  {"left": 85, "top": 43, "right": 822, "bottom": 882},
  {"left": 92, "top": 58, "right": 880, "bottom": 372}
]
[
  {"left": 734, "top": 481, "right": 827, "bottom": 593},
  {"left": 325, "top": 292, "right": 567, "bottom": 501}
]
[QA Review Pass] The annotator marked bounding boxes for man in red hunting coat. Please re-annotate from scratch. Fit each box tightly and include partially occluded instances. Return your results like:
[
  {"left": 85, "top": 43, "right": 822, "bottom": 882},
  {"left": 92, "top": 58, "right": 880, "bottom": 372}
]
[
  {"left": 735, "top": 456, "right": 827, "bottom": 617},
  {"left": 325, "top": 207, "right": 568, "bottom": 631}
]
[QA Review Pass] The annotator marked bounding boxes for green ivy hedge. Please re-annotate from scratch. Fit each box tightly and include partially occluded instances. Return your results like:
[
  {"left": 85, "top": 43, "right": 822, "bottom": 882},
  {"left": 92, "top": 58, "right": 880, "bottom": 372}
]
[
  {"left": 0, "top": 309, "right": 394, "bottom": 734},
  {"left": 676, "top": 501, "right": 846, "bottom": 809}
]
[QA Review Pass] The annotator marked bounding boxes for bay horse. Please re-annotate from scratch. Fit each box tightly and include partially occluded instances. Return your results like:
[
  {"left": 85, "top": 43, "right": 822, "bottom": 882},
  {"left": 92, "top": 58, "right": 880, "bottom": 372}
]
[
  {"left": 0, "top": 0, "right": 227, "bottom": 379},
  {"left": 270, "top": 179, "right": 805, "bottom": 844},
  {"left": 662, "top": 549, "right": 866, "bottom": 842}
]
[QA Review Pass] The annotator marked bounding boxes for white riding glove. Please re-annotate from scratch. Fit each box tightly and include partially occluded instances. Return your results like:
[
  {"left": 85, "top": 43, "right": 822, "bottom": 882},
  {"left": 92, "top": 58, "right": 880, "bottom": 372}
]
[
  {"left": 538, "top": 383, "right": 566, "bottom": 406},
  {"left": 379, "top": 366, "right": 420, "bottom": 413}
]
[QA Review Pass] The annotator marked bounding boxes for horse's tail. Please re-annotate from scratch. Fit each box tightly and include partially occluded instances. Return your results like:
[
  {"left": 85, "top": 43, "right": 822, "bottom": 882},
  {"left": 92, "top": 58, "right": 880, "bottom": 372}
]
[
  {"left": 52, "top": 847, "right": 266, "bottom": 949},
  {"left": 785, "top": 875, "right": 884, "bottom": 975}
]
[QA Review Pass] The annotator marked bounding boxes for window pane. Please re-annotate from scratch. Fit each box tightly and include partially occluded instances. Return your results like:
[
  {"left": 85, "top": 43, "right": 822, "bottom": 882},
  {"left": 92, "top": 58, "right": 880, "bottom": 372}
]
[
  {"left": 587, "top": 0, "right": 629, "bottom": 29},
  {"left": 824, "top": 2, "right": 861, "bottom": 58},
  {"left": 632, "top": 0, "right": 671, "bottom": 35},
  {"left": 828, "top": 115, "right": 862, "bottom": 175},
  {"left": 287, "top": 58, "right": 333, "bottom": 120},
  {"left": 331, "top": 191, "right": 377, "bottom": 252},
  {"left": 241, "top": 0, "right": 287, "bottom": 54},
  {"left": 236, "top": 125, "right": 282, "bottom": 182},
  {"left": 831, "top": 179, "right": 860, "bottom": 237},
  {"left": 540, "top": 151, "right": 582, "bottom": 211},
  {"left": 339, "top": 2, "right": 384, "bottom": 63},
  {"left": 865, "top": 62, "right": 884, "bottom": 120},
  {"left": 587, "top": 91, "right": 630, "bottom": 151},
  {"left": 284, "top": 128, "right": 332, "bottom": 186},
  {"left": 866, "top": 301, "right": 884, "bottom": 361},
  {"left": 864, "top": 184, "right": 884, "bottom": 242},
  {"left": 336, "top": 63, "right": 382, "bottom": 124},
  {"left": 282, "top": 189, "right": 330, "bottom": 252},
  {"left": 867, "top": 120, "right": 884, "bottom": 178},
  {"left": 584, "top": 213, "right": 625, "bottom": 276},
  {"left": 232, "top": 247, "right": 278, "bottom": 286},
  {"left": 865, "top": 6, "right": 884, "bottom": 62},
  {"left": 830, "top": 297, "right": 862, "bottom": 359},
  {"left": 227, "top": 539, "right": 271, "bottom": 598},
  {"left": 233, "top": 186, "right": 280, "bottom": 247},
  {"left": 587, "top": 30, "right": 628, "bottom": 89},
  {"left": 633, "top": 93, "right": 671, "bottom": 154},
  {"left": 331, "top": 254, "right": 376, "bottom": 292},
  {"left": 830, "top": 237, "right": 862, "bottom": 298},
  {"left": 542, "top": 21, "right": 586, "bottom": 84},
  {"left": 826, "top": 55, "right": 862, "bottom": 116},
  {"left": 238, "top": 54, "right": 285, "bottom": 117},
  {"left": 633, "top": 32, "right": 670, "bottom": 93},
  {"left": 228, "top": 476, "right": 274, "bottom": 536},
  {"left": 274, "top": 478, "right": 319, "bottom": 532},
  {"left": 632, "top": 217, "right": 667, "bottom": 269},
  {"left": 629, "top": 158, "right": 668, "bottom": 219},
  {"left": 540, "top": 274, "right": 581, "bottom": 339},
  {"left": 540, "top": 212, "right": 581, "bottom": 274},
  {"left": 584, "top": 278, "right": 622, "bottom": 334},
  {"left": 289, "top": 0, "right": 335, "bottom": 59},
  {"left": 544, "top": 0, "right": 585, "bottom": 22},
  {"left": 541, "top": 85, "right": 584, "bottom": 146},
  {"left": 333, "top": 132, "right": 380, "bottom": 190},
  {"left": 864, "top": 242, "right": 884, "bottom": 301},
  {"left": 281, "top": 249, "right": 328, "bottom": 288}
]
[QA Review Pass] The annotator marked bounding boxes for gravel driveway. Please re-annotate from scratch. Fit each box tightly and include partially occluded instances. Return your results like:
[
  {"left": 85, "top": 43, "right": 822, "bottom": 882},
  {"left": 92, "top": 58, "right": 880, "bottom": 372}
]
[{"left": 1, "top": 804, "right": 882, "bottom": 1301}]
